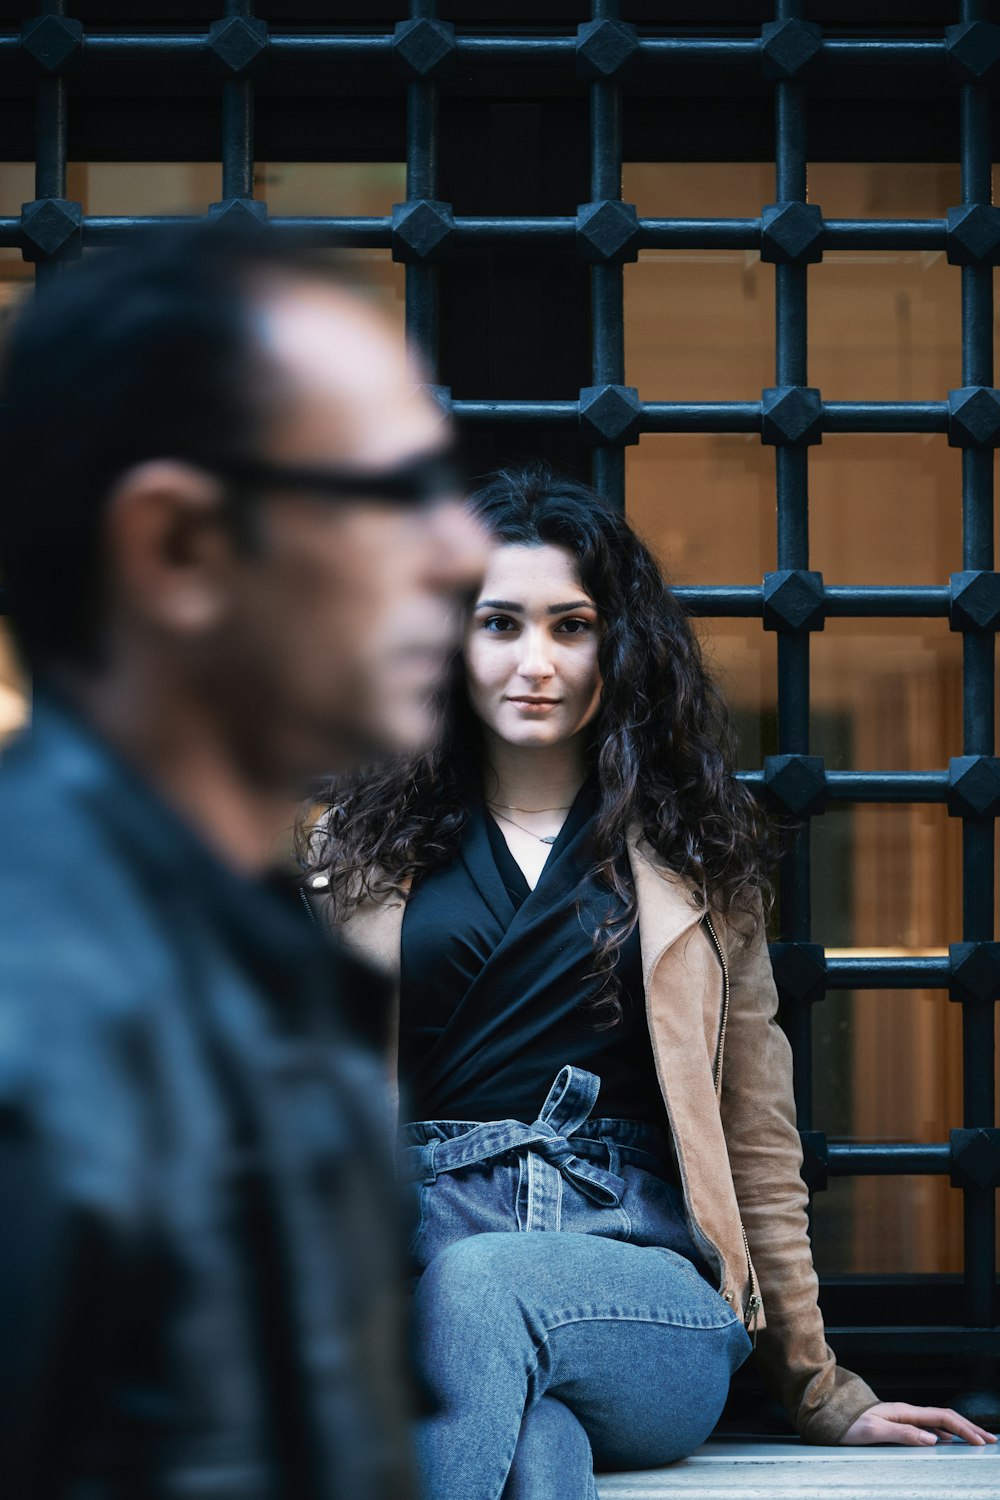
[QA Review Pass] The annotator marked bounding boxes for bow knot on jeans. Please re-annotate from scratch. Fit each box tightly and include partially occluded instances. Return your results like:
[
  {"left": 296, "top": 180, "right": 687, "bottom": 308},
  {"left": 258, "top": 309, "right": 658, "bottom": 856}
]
[
  {"left": 402, "top": 1065, "right": 626, "bottom": 1212},
  {"left": 526, "top": 1068, "right": 624, "bottom": 1207}
]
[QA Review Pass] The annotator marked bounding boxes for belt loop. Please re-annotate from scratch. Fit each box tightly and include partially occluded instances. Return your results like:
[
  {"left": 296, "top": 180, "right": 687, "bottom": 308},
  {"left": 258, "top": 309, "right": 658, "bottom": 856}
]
[{"left": 424, "top": 1139, "right": 439, "bottom": 1185}]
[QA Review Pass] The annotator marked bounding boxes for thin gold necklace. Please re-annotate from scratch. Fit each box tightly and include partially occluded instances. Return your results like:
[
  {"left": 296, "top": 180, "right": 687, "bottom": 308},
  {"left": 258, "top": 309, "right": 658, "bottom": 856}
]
[{"left": 489, "top": 807, "right": 562, "bottom": 845}]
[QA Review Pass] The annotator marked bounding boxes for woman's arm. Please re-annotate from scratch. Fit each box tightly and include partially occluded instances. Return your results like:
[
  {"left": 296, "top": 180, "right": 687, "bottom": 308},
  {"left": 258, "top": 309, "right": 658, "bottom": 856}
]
[{"left": 719, "top": 919, "right": 994, "bottom": 1446}]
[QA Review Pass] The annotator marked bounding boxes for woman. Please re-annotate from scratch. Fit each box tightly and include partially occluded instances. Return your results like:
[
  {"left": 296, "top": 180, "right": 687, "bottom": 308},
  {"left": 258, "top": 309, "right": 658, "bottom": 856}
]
[{"left": 309, "top": 464, "right": 993, "bottom": 1499}]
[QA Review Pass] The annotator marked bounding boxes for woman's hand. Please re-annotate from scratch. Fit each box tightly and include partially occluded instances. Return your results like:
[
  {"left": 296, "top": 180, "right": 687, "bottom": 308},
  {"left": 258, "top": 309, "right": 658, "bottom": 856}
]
[{"left": 841, "top": 1402, "right": 997, "bottom": 1446}]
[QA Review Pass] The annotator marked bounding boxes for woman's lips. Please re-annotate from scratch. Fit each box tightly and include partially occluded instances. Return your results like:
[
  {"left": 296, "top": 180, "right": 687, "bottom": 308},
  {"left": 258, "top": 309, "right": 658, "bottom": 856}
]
[{"left": 507, "top": 697, "right": 560, "bottom": 712}]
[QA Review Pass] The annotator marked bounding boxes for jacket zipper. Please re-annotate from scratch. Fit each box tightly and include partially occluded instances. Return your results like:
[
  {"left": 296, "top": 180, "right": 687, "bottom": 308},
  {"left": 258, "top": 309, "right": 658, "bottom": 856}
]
[
  {"left": 704, "top": 913, "right": 729, "bottom": 1098},
  {"left": 703, "top": 914, "right": 762, "bottom": 1347},
  {"left": 740, "top": 1223, "right": 763, "bottom": 1348}
]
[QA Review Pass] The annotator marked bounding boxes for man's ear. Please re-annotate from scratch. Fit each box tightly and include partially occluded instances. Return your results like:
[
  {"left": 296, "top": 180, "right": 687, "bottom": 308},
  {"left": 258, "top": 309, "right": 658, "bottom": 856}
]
[{"left": 103, "top": 460, "right": 244, "bottom": 635}]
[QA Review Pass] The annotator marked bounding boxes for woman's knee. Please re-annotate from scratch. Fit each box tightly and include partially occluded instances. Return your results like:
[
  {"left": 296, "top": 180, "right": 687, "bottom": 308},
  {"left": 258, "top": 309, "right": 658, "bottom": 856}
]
[
  {"left": 416, "top": 1230, "right": 527, "bottom": 1294},
  {"left": 412, "top": 1232, "right": 532, "bottom": 1340}
]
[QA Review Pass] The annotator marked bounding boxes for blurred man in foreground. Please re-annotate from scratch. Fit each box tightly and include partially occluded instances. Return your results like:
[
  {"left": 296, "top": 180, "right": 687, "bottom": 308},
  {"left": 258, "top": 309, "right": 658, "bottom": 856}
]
[{"left": 0, "top": 230, "right": 484, "bottom": 1499}]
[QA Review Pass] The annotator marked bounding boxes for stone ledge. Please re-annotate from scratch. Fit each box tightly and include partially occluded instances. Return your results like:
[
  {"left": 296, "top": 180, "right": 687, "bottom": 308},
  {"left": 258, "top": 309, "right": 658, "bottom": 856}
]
[{"left": 597, "top": 1436, "right": 999, "bottom": 1499}]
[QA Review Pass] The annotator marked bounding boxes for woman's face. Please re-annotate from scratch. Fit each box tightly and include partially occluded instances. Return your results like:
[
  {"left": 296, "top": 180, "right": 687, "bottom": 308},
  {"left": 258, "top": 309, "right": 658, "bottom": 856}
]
[{"left": 463, "top": 542, "right": 604, "bottom": 749}]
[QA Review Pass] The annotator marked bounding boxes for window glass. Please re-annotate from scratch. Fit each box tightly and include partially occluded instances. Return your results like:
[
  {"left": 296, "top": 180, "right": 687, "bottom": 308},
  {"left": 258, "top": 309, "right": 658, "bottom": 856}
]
[
  {"left": 811, "top": 620, "right": 962, "bottom": 772},
  {"left": 810, "top": 435, "right": 962, "bottom": 586},
  {"left": 810, "top": 250, "right": 959, "bottom": 402},
  {"left": 626, "top": 160, "right": 772, "bottom": 220},
  {"left": 811, "top": 1176, "right": 964, "bottom": 1276},
  {"left": 808, "top": 162, "right": 961, "bottom": 219},
  {"left": 626, "top": 253, "right": 772, "bottom": 401},
  {"left": 627, "top": 435, "right": 775, "bottom": 585}
]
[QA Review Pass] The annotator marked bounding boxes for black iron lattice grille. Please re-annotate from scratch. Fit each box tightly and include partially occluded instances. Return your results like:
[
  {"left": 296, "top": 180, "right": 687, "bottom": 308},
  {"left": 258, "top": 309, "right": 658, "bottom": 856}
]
[{"left": 1, "top": 0, "right": 998, "bottom": 1411}]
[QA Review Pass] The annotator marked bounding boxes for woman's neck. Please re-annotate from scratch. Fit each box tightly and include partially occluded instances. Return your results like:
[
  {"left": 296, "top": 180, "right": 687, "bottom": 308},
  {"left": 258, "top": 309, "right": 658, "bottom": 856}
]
[{"left": 481, "top": 730, "right": 588, "bottom": 813}]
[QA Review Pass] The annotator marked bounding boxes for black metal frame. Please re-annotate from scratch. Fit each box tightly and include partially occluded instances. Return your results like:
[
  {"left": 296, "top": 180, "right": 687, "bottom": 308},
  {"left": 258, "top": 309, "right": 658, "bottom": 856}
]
[{"left": 2, "top": 0, "right": 998, "bottom": 1415}]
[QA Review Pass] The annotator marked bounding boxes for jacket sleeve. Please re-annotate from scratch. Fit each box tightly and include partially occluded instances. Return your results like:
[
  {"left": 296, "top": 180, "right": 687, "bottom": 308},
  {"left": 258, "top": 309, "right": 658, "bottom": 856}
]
[
  {"left": 0, "top": 949, "right": 144, "bottom": 1500},
  {"left": 0, "top": 1079, "right": 127, "bottom": 1497},
  {"left": 719, "top": 919, "right": 881, "bottom": 1444}
]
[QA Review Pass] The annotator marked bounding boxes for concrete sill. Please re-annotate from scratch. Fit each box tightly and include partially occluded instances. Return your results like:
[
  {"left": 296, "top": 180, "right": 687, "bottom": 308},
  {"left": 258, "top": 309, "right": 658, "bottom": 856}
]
[{"left": 597, "top": 1435, "right": 1000, "bottom": 1499}]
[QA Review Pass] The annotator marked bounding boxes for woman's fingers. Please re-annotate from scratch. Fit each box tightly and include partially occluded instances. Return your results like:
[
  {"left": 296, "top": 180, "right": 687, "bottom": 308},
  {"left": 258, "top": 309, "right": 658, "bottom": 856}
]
[
  {"left": 883, "top": 1422, "right": 939, "bottom": 1446},
  {"left": 841, "top": 1402, "right": 997, "bottom": 1446},
  {"left": 890, "top": 1417, "right": 944, "bottom": 1446},
  {"left": 912, "top": 1407, "right": 995, "bottom": 1445}
]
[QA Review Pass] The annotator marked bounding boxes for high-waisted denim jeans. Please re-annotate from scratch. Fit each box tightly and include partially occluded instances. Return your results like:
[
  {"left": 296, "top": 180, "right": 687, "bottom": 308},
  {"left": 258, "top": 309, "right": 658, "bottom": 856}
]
[{"left": 401, "top": 1066, "right": 752, "bottom": 1500}]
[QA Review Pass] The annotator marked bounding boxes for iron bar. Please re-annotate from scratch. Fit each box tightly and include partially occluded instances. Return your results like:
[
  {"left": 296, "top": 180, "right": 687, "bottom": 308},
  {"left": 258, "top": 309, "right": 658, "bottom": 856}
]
[
  {"left": 0, "top": 33, "right": 952, "bottom": 70},
  {"left": 403, "top": 0, "right": 441, "bottom": 365},
  {"left": 955, "top": 0, "right": 998, "bottom": 1356},
  {"left": 771, "top": 15, "right": 813, "bottom": 1115},
  {"left": 455, "top": 399, "right": 950, "bottom": 432},
  {"left": 676, "top": 586, "right": 951, "bottom": 617},
  {"left": 827, "top": 1144, "right": 952, "bottom": 1175},
  {"left": 31, "top": 0, "right": 69, "bottom": 291},
  {"left": 823, "top": 955, "right": 951, "bottom": 987},
  {"left": 587, "top": 0, "right": 626, "bottom": 509},
  {"left": 0, "top": 213, "right": 961, "bottom": 256},
  {"left": 736, "top": 771, "right": 951, "bottom": 804},
  {"left": 220, "top": 0, "right": 256, "bottom": 203}
]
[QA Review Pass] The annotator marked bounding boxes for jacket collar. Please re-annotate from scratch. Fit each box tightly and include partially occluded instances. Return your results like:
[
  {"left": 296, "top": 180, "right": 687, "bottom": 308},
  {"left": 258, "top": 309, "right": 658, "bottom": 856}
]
[
  {"left": 337, "top": 820, "right": 704, "bottom": 982},
  {"left": 25, "top": 689, "right": 325, "bottom": 981}
]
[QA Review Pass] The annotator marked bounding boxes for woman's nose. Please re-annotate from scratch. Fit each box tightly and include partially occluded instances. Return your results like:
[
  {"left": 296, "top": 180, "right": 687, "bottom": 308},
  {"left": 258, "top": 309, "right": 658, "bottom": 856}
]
[{"left": 517, "top": 629, "right": 554, "bottom": 680}]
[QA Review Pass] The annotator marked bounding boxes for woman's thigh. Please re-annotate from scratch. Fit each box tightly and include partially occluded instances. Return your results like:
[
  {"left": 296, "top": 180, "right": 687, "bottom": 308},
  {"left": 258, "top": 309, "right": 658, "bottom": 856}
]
[{"left": 412, "top": 1230, "right": 751, "bottom": 1472}]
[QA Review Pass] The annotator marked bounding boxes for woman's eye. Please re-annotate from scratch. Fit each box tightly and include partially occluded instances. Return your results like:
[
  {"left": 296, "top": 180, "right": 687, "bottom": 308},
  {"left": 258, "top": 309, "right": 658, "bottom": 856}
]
[
  {"left": 556, "top": 618, "right": 593, "bottom": 635},
  {"left": 482, "top": 615, "right": 517, "bottom": 633}
]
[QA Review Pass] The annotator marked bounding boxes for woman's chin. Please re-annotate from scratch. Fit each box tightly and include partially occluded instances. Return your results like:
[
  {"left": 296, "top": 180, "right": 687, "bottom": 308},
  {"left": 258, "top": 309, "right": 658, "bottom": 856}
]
[{"left": 497, "top": 724, "right": 570, "bottom": 749}]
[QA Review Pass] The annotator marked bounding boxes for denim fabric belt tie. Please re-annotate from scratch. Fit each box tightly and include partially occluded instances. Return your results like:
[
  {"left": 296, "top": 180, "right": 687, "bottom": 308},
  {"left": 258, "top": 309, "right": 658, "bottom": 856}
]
[{"left": 402, "top": 1066, "right": 626, "bottom": 1233}]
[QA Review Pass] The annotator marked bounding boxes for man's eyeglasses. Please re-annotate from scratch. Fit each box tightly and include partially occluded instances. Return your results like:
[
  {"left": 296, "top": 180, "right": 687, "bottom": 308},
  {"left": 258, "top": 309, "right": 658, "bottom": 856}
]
[{"left": 208, "top": 446, "right": 464, "bottom": 508}]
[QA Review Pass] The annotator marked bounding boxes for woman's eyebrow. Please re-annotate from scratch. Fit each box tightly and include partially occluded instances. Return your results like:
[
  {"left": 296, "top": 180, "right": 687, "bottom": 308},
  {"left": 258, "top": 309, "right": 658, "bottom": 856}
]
[{"left": 474, "top": 598, "right": 595, "bottom": 614}]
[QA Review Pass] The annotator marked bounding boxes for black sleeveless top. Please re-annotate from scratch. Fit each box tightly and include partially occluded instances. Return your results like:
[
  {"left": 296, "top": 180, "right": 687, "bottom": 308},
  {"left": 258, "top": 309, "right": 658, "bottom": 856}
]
[{"left": 398, "top": 779, "right": 669, "bottom": 1127}]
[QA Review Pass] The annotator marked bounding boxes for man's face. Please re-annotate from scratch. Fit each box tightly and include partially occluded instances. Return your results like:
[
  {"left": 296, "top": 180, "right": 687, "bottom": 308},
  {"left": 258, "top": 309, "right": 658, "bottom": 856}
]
[{"left": 209, "top": 282, "right": 485, "bottom": 779}]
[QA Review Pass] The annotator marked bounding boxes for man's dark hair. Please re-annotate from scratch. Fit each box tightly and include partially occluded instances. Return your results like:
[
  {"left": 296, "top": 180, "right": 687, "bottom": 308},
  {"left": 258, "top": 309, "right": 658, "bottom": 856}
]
[{"left": 0, "top": 225, "right": 299, "bottom": 671}]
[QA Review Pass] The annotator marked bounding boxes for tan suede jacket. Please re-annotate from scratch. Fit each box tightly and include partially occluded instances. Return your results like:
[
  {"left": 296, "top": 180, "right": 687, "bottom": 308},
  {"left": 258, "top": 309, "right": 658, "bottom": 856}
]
[{"left": 328, "top": 828, "right": 880, "bottom": 1445}]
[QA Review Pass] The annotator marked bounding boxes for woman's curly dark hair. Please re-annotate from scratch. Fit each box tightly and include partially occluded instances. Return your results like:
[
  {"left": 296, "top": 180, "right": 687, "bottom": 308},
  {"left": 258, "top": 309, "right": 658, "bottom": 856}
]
[{"left": 306, "top": 462, "right": 780, "bottom": 1022}]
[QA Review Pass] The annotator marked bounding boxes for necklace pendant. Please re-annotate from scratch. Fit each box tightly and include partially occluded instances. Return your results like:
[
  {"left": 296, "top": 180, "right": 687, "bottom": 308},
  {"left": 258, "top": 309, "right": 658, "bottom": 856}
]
[{"left": 540, "top": 834, "right": 557, "bottom": 845}]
